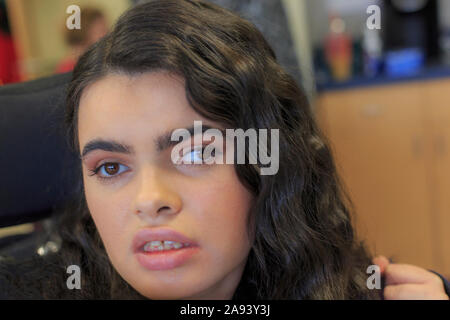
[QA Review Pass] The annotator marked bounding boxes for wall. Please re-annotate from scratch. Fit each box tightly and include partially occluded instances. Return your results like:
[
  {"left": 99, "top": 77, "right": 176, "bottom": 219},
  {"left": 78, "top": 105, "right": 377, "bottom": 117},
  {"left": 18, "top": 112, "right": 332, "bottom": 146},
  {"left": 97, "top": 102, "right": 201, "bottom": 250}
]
[{"left": 7, "top": 0, "right": 131, "bottom": 78}]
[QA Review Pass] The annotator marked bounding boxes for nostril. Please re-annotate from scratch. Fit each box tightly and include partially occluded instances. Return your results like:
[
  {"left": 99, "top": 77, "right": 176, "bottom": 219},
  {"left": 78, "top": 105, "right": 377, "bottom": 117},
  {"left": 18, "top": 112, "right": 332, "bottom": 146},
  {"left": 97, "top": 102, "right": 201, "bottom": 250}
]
[{"left": 157, "top": 206, "right": 170, "bottom": 213}]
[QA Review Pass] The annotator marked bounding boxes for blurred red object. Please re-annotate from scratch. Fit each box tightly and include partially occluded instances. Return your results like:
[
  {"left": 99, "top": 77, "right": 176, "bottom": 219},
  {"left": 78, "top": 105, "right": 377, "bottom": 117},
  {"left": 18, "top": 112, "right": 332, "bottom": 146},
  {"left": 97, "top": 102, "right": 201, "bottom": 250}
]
[
  {"left": 0, "top": 30, "right": 20, "bottom": 84},
  {"left": 324, "top": 15, "right": 352, "bottom": 82},
  {"left": 55, "top": 57, "right": 76, "bottom": 74}
]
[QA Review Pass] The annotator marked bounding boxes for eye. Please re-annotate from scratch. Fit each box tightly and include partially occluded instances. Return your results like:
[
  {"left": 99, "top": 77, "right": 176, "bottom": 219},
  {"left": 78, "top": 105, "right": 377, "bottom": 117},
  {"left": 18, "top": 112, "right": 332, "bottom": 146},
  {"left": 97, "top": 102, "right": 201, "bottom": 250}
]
[
  {"left": 179, "top": 145, "right": 216, "bottom": 165},
  {"left": 180, "top": 146, "right": 206, "bottom": 164},
  {"left": 88, "top": 162, "right": 129, "bottom": 181}
]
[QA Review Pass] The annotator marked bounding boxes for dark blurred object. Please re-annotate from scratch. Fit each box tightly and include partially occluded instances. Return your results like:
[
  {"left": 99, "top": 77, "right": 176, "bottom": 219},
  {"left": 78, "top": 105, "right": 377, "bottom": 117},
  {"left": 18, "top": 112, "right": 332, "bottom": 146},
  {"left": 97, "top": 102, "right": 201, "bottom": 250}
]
[
  {"left": 0, "top": 0, "right": 10, "bottom": 33},
  {"left": 438, "top": 0, "right": 450, "bottom": 65},
  {"left": 313, "top": 46, "right": 330, "bottom": 85},
  {"left": 0, "top": 72, "right": 80, "bottom": 228},
  {"left": 382, "top": 0, "right": 439, "bottom": 61},
  {"left": 0, "top": 0, "right": 20, "bottom": 84},
  {"left": 440, "top": 29, "right": 450, "bottom": 65}
]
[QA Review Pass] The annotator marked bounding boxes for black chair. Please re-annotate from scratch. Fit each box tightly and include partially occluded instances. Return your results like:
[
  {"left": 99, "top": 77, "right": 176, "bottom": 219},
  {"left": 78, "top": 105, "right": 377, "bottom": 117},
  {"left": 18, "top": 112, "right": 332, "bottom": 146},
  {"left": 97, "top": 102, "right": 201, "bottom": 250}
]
[{"left": 0, "top": 72, "right": 80, "bottom": 257}]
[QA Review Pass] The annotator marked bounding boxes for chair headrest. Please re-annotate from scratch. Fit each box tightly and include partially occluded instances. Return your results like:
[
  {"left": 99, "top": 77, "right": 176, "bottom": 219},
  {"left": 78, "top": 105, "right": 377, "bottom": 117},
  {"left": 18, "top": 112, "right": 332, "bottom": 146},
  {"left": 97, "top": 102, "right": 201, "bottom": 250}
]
[{"left": 0, "top": 73, "right": 81, "bottom": 227}]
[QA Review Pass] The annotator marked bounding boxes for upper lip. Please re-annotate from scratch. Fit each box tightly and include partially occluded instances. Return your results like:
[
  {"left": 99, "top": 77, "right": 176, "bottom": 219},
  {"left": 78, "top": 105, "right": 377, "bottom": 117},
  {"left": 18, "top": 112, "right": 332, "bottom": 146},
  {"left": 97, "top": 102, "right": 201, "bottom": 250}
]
[{"left": 132, "top": 228, "right": 198, "bottom": 252}]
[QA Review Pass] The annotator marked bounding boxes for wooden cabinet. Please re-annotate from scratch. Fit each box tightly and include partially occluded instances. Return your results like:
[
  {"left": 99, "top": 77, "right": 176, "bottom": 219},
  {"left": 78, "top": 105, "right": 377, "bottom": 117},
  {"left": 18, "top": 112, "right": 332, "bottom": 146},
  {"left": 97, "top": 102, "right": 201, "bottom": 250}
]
[
  {"left": 422, "top": 79, "right": 450, "bottom": 276},
  {"left": 316, "top": 79, "right": 450, "bottom": 276}
]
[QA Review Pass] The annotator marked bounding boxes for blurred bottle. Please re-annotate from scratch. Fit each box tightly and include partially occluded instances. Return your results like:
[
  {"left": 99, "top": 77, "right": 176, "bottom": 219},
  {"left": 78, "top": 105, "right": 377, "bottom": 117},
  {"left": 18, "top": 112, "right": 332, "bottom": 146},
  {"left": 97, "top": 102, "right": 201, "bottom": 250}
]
[
  {"left": 362, "top": 27, "right": 383, "bottom": 77},
  {"left": 324, "top": 14, "right": 352, "bottom": 82}
]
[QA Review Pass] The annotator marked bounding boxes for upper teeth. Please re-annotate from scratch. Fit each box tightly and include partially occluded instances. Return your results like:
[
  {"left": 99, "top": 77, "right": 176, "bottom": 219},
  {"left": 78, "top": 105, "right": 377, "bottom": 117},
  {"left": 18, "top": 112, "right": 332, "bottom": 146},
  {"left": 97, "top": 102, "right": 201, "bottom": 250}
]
[{"left": 143, "top": 240, "right": 186, "bottom": 252}]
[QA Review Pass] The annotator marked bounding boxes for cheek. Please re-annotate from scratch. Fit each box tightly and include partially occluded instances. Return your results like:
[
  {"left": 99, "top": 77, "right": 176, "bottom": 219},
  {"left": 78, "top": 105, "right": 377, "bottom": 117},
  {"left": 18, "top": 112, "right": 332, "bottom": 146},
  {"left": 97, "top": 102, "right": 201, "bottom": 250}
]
[
  {"left": 185, "top": 167, "right": 254, "bottom": 259},
  {"left": 83, "top": 177, "right": 131, "bottom": 258}
]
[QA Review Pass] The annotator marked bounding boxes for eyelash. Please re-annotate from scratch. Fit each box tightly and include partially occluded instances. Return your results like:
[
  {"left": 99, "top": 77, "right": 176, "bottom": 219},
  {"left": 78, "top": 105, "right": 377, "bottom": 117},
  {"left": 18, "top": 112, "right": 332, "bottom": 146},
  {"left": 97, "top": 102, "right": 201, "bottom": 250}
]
[
  {"left": 88, "top": 145, "right": 219, "bottom": 182},
  {"left": 88, "top": 163, "right": 129, "bottom": 182}
]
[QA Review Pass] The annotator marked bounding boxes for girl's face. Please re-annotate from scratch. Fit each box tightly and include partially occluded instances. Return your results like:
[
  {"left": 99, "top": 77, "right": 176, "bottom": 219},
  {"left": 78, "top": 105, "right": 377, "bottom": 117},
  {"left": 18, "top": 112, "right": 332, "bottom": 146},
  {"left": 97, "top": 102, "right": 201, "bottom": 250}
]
[{"left": 77, "top": 71, "right": 254, "bottom": 299}]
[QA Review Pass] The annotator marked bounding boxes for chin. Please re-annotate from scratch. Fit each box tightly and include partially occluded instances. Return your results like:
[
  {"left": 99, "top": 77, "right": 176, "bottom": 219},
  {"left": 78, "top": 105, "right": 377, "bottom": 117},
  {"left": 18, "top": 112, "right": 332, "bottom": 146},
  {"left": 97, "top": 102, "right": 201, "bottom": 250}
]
[{"left": 137, "top": 286, "right": 205, "bottom": 300}]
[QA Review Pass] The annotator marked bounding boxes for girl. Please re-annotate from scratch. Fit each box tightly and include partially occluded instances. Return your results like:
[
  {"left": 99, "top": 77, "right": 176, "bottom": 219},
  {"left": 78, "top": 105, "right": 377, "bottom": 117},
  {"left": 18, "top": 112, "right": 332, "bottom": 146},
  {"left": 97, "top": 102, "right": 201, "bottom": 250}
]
[{"left": 0, "top": 0, "right": 447, "bottom": 300}]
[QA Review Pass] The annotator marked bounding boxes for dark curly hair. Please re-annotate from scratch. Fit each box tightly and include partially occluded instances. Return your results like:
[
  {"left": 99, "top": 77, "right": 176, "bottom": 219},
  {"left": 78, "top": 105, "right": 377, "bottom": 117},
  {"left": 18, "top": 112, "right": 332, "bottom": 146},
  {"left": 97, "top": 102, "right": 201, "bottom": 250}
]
[{"left": 2, "top": 0, "right": 382, "bottom": 300}]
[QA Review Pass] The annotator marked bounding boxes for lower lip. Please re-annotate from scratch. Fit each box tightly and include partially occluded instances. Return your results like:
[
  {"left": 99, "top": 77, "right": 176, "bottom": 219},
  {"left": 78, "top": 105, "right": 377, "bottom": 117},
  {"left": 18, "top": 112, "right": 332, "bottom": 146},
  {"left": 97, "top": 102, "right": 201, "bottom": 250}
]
[{"left": 135, "top": 246, "right": 199, "bottom": 271}]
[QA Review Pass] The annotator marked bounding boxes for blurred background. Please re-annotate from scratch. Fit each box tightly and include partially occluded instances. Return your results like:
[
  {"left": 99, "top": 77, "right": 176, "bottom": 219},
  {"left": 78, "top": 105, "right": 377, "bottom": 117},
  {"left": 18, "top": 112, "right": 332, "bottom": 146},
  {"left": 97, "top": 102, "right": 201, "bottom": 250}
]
[{"left": 0, "top": 0, "right": 449, "bottom": 278}]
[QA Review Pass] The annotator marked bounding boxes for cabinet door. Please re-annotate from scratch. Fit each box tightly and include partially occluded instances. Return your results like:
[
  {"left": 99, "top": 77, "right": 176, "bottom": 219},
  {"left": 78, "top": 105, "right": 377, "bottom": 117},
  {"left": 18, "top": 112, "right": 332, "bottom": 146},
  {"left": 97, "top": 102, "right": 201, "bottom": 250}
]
[
  {"left": 423, "top": 79, "right": 450, "bottom": 277},
  {"left": 316, "top": 83, "right": 436, "bottom": 271}
]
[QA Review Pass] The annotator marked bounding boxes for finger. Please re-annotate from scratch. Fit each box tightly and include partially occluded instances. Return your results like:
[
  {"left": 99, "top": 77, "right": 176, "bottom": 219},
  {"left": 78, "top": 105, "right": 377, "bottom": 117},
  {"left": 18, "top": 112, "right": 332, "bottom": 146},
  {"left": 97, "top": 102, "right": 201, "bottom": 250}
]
[
  {"left": 372, "top": 255, "right": 390, "bottom": 274},
  {"left": 384, "top": 263, "right": 436, "bottom": 286},
  {"left": 384, "top": 283, "right": 449, "bottom": 300}
]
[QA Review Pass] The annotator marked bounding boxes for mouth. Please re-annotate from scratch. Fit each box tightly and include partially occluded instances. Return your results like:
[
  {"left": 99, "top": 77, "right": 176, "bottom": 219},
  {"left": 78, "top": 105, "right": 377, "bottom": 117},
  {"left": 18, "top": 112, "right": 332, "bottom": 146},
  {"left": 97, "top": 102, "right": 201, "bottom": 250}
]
[
  {"left": 141, "top": 240, "right": 192, "bottom": 252},
  {"left": 132, "top": 228, "right": 200, "bottom": 271}
]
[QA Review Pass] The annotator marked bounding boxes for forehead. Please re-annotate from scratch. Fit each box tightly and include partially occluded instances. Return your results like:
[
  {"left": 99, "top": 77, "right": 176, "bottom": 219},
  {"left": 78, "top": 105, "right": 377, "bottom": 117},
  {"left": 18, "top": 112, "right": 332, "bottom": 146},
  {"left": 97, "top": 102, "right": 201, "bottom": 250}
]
[
  {"left": 79, "top": 71, "right": 191, "bottom": 124},
  {"left": 77, "top": 72, "right": 209, "bottom": 148}
]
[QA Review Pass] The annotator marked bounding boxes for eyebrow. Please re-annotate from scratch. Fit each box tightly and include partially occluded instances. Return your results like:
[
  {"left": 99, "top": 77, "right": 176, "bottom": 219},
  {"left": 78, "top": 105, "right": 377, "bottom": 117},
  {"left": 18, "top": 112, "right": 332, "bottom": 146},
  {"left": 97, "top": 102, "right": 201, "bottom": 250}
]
[{"left": 81, "top": 125, "right": 222, "bottom": 159}]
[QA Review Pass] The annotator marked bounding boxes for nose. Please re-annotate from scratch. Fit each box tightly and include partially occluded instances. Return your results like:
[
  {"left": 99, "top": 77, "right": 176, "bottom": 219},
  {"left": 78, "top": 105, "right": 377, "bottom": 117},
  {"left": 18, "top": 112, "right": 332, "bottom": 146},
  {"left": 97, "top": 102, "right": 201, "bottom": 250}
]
[{"left": 132, "top": 166, "right": 182, "bottom": 221}]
